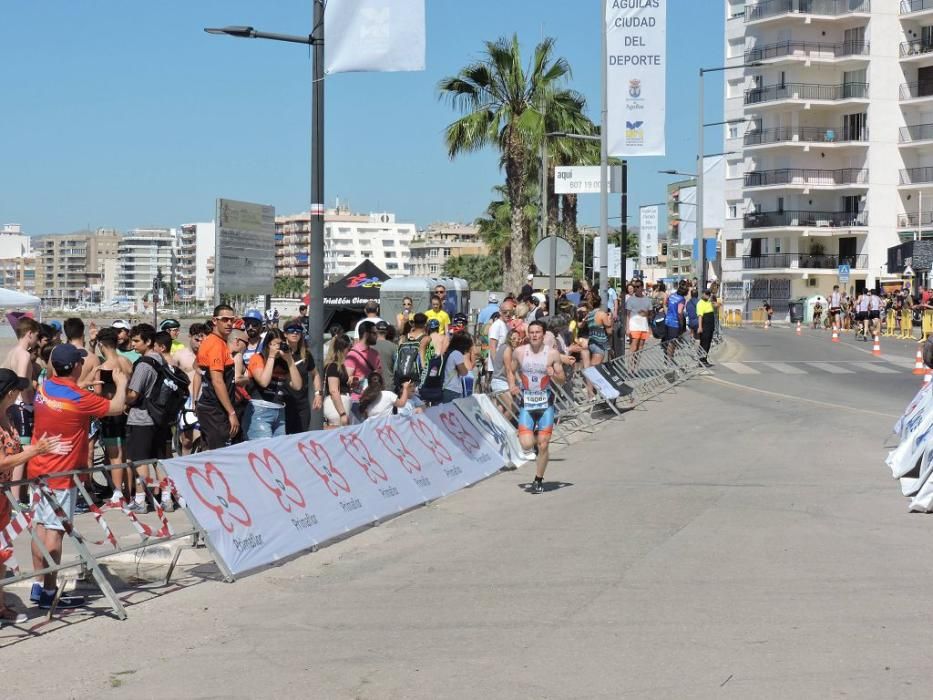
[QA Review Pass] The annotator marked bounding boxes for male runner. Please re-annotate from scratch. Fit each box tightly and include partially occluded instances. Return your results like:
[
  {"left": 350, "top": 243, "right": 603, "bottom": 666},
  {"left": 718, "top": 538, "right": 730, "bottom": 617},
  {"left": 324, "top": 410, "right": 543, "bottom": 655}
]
[
  {"left": 829, "top": 285, "right": 843, "bottom": 329},
  {"left": 508, "top": 320, "right": 565, "bottom": 494}
]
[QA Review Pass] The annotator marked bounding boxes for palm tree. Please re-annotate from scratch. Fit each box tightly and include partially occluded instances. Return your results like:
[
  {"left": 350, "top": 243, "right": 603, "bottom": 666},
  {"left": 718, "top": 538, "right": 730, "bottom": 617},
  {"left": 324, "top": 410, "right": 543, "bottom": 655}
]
[
  {"left": 474, "top": 184, "right": 540, "bottom": 268},
  {"left": 439, "top": 35, "right": 577, "bottom": 293}
]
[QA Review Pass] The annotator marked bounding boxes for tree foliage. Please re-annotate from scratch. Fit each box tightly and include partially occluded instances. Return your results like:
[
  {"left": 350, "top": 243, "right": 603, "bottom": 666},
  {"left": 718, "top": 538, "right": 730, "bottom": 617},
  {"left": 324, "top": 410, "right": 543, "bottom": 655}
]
[{"left": 443, "top": 254, "right": 502, "bottom": 292}]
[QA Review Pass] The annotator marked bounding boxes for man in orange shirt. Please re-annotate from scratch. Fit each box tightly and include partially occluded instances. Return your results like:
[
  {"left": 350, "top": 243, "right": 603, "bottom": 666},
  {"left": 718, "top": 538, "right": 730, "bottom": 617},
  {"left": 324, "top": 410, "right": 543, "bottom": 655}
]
[
  {"left": 29, "top": 344, "right": 127, "bottom": 609},
  {"left": 196, "top": 304, "right": 239, "bottom": 450}
]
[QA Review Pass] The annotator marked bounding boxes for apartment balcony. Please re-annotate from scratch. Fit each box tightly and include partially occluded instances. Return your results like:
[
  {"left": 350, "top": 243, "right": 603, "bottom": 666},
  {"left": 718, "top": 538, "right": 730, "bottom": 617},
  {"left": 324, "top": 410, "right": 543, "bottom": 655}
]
[
  {"left": 745, "top": 0, "right": 870, "bottom": 25},
  {"left": 744, "top": 125, "right": 869, "bottom": 151},
  {"left": 900, "top": 0, "right": 933, "bottom": 19},
  {"left": 899, "top": 167, "right": 933, "bottom": 187},
  {"left": 744, "top": 209, "right": 868, "bottom": 230},
  {"left": 899, "top": 80, "right": 933, "bottom": 102},
  {"left": 900, "top": 40, "right": 933, "bottom": 65},
  {"left": 744, "top": 167, "right": 868, "bottom": 190},
  {"left": 745, "top": 40, "right": 869, "bottom": 65},
  {"left": 744, "top": 82, "right": 869, "bottom": 107},
  {"left": 899, "top": 123, "right": 933, "bottom": 147},
  {"left": 896, "top": 211, "right": 933, "bottom": 229},
  {"left": 742, "top": 252, "right": 868, "bottom": 270}
]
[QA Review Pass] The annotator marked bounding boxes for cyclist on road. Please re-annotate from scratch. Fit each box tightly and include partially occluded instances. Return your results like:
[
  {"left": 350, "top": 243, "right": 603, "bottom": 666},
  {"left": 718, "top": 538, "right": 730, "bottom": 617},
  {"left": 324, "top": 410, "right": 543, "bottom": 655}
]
[{"left": 508, "top": 320, "right": 565, "bottom": 495}]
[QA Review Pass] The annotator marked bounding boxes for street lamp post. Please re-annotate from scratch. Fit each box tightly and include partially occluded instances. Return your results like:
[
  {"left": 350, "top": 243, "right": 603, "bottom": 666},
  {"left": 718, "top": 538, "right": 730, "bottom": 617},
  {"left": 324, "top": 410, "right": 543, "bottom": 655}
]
[
  {"left": 205, "top": 7, "right": 326, "bottom": 430},
  {"left": 153, "top": 267, "right": 163, "bottom": 330}
]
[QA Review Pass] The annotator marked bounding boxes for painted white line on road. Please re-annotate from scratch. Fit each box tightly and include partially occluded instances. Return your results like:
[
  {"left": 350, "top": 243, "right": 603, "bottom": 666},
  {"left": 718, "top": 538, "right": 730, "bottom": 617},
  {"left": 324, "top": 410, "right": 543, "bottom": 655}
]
[
  {"left": 849, "top": 362, "right": 900, "bottom": 374},
  {"left": 804, "top": 362, "right": 854, "bottom": 374},
  {"left": 720, "top": 362, "right": 760, "bottom": 375},
  {"left": 760, "top": 362, "right": 807, "bottom": 375},
  {"left": 702, "top": 376, "right": 899, "bottom": 419}
]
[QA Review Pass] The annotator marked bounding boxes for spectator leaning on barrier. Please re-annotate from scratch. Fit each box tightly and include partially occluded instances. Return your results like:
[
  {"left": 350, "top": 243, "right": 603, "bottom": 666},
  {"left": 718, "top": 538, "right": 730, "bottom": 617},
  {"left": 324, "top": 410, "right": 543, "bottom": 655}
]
[
  {"left": 323, "top": 334, "right": 353, "bottom": 428},
  {"left": 196, "top": 304, "right": 239, "bottom": 450},
  {"left": 0, "top": 369, "right": 58, "bottom": 625},
  {"left": 29, "top": 343, "right": 127, "bottom": 609},
  {"left": 345, "top": 321, "right": 383, "bottom": 405},
  {"left": 374, "top": 320, "right": 397, "bottom": 390}
]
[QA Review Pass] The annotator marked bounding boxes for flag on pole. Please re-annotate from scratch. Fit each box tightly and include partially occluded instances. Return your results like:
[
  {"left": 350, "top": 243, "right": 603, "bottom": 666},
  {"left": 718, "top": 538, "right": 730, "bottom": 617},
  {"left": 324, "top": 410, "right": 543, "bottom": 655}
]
[{"left": 325, "top": 0, "right": 426, "bottom": 74}]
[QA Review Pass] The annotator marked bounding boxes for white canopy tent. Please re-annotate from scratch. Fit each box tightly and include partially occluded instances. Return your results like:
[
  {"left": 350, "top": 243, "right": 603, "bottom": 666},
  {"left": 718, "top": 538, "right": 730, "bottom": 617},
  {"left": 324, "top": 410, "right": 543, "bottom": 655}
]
[{"left": 0, "top": 287, "right": 42, "bottom": 339}]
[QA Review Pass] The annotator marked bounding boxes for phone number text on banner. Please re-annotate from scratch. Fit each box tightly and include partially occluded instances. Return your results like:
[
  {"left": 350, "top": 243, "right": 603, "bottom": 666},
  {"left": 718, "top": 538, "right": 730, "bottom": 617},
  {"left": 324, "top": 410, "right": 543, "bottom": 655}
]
[{"left": 161, "top": 402, "right": 508, "bottom": 576}]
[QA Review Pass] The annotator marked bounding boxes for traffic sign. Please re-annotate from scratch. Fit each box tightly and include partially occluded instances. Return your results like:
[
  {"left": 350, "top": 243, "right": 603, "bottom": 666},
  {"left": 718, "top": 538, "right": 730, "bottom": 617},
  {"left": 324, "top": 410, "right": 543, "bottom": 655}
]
[
  {"left": 838, "top": 264, "right": 850, "bottom": 283},
  {"left": 533, "top": 236, "right": 574, "bottom": 276}
]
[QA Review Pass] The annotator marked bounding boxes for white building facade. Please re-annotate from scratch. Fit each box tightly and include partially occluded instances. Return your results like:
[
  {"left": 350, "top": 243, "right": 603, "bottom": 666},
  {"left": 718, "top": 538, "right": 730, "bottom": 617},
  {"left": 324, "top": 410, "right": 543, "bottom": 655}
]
[
  {"left": 276, "top": 207, "right": 415, "bottom": 283},
  {"left": 176, "top": 222, "right": 216, "bottom": 302},
  {"left": 117, "top": 228, "right": 176, "bottom": 302},
  {"left": 721, "top": 0, "right": 919, "bottom": 313}
]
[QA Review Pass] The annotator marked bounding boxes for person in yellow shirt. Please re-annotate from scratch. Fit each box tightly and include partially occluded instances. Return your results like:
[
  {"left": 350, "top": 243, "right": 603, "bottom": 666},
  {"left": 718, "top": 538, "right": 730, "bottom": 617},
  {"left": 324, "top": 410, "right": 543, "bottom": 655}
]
[
  {"left": 696, "top": 289, "right": 716, "bottom": 367},
  {"left": 424, "top": 295, "right": 451, "bottom": 335}
]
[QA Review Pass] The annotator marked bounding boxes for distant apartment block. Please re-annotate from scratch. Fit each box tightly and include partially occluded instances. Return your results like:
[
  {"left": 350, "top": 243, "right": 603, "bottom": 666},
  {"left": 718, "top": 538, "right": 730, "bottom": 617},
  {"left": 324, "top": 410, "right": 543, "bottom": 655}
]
[
  {"left": 35, "top": 229, "right": 119, "bottom": 305},
  {"left": 176, "top": 222, "right": 216, "bottom": 302},
  {"left": 408, "top": 223, "right": 487, "bottom": 277},
  {"left": 276, "top": 207, "right": 415, "bottom": 283},
  {"left": 117, "top": 228, "right": 176, "bottom": 302}
]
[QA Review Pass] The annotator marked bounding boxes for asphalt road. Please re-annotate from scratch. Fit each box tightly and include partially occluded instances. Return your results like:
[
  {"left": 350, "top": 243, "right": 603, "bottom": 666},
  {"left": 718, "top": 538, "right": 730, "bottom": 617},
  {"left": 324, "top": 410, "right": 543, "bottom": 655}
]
[{"left": 2, "top": 326, "right": 930, "bottom": 699}]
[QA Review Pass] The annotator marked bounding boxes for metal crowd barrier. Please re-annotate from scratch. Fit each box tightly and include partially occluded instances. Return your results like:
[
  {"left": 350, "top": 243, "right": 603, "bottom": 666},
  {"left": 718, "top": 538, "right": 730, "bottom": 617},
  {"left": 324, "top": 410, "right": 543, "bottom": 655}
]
[{"left": 1, "top": 461, "right": 215, "bottom": 621}]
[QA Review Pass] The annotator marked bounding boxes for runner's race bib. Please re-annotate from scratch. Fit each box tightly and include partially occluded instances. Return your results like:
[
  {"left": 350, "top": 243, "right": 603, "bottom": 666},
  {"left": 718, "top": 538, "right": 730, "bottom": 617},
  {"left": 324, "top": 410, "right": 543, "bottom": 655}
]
[{"left": 522, "top": 389, "right": 549, "bottom": 411}]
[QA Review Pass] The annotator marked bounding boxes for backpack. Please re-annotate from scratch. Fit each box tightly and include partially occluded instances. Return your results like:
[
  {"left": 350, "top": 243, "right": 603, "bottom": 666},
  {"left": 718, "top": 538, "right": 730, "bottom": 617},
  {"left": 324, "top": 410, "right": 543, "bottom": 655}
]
[
  {"left": 418, "top": 347, "right": 450, "bottom": 404},
  {"left": 394, "top": 335, "right": 423, "bottom": 390},
  {"left": 651, "top": 312, "right": 667, "bottom": 340},
  {"left": 134, "top": 356, "right": 190, "bottom": 427}
]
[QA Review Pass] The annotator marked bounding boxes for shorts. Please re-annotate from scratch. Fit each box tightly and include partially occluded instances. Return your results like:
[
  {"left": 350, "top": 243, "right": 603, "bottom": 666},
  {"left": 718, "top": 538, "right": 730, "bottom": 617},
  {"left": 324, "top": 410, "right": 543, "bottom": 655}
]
[
  {"left": 323, "top": 395, "right": 352, "bottom": 427},
  {"left": 32, "top": 487, "right": 76, "bottom": 531},
  {"left": 196, "top": 404, "right": 233, "bottom": 451},
  {"left": 628, "top": 330, "right": 649, "bottom": 341},
  {"left": 856, "top": 312, "right": 868, "bottom": 322},
  {"left": 100, "top": 414, "right": 127, "bottom": 448},
  {"left": 489, "top": 378, "right": 509, "bottom": 394},
  {"left": 664, "top": 325, "right": 682, "bottom": 341},
  {"left": 518, "top": 406, "right": 555, "bottom": 438},
  {"left": 126, "top": 424, "right": 170, "bottom": 464},
  {"left": 7, "top": 404, "right": 34, "bottom": 446},
  {"left": 830, "top": 307, "right": 841, "bottom": 315},
  {"left": 588, "top": 338, "right": 608, "bottom": 357},
  {"left": 869, "top": 310, "right": 880, "bottom": 320}
]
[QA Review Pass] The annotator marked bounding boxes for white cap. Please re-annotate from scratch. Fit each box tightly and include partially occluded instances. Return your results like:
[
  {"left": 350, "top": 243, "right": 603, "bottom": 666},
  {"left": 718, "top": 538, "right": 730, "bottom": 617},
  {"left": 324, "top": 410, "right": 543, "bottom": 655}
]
[
  {"left": 527, "top": 274, "right": 534, "bottom": 281},
  {"left": 488, "top": 294, "right": 499, "bottom": 304}
]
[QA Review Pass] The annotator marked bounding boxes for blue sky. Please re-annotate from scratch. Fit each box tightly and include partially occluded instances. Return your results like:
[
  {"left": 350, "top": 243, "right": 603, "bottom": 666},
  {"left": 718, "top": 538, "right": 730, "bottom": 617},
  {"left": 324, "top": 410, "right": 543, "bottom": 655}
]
[{"left": 0, "top": 1, "right": 724, "bottom": 235}]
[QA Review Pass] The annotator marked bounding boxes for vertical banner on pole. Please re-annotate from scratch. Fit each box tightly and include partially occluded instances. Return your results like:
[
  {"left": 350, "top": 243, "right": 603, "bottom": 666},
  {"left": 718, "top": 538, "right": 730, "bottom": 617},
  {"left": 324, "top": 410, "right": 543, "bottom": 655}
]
[
  {"left": 606, "top": 0, "right": 667, "bottom": 157},
  {"left": 639, "top": 205, "right": 660, "bottom": 261}
]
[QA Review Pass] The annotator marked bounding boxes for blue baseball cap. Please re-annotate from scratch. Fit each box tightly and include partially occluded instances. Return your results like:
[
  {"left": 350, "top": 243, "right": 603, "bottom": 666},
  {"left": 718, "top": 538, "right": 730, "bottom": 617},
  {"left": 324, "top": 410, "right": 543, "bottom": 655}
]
[
  {"left": 49, "top": 320, "right": 63, "bottom": 333},
  {"left": 427, "top": 319, "right": 440, "bottom": 332},
  {"left": 243, "top": 309, "right": 263, "bottom": 322},
  {"left": 50, "top": 343, "right": 88, "bottom": 373}
]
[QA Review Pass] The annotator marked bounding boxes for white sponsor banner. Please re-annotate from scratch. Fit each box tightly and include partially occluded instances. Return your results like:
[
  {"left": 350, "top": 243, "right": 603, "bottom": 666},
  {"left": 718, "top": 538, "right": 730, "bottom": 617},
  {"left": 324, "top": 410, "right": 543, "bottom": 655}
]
[
  {"left": 639, "top": 205, "right": 659, "bottom": 259},
  {"left": 325, "top": 0, "right": 426, "bottom": 74},
  {"left": 606, "top": 0, "right": 667, "bottom": 157},
  {"left": 454, "top": 394, "right": 532, "bottom": 468},
  {"left": 162, "top": 405, "right": 506, "bottom": 576}
]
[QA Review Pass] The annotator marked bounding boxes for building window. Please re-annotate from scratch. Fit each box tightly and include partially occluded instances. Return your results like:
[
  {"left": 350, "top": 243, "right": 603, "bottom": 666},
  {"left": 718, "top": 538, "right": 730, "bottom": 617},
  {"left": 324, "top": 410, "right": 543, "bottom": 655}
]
[
  {"left": 385, "top": 251, "right": 396, "bottom": 258},
  {"left": 726, "top": 240, "right": 737, "bottom": 258},
  {"left": 429, "top": 264, "right": 438, "bottom": 273},
  {"left": 728, "top": 204, "right": 738, "bottom": 219},
  {"left": 728, "top": 124, "right": 739, "bottom": 140},
  {"left": 443, "top": 248, "right": 452, "bottom": 257},
  {"left": 383, "top": 240, "right": 394, "bottom": 246}
]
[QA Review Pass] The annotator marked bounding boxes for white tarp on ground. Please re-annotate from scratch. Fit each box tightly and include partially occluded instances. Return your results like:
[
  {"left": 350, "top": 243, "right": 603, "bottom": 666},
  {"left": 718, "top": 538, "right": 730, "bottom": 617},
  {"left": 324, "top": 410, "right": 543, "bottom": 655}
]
[{"left": 162, "top": 401, "right": 508, "bottom": 576}]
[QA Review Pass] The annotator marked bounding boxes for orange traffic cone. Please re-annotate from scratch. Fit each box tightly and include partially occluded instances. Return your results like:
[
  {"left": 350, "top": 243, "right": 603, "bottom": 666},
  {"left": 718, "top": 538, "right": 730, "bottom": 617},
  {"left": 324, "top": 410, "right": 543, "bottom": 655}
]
[
  {"left": 796, "top": 321, "right": 802, "bottom": 336},
  {"left": 832, "top": 324, "right": 840, "bottom": 343},
  {"left": 872, "top": 335, "right": 881, "bottom": 357},
  {"left": 914, "top": 346, "right": 925, "bottom": 375}
]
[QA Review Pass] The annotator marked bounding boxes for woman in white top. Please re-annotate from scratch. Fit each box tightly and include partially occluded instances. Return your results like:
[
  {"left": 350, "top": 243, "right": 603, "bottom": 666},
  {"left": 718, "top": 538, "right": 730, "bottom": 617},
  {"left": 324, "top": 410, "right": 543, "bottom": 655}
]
[
  {"left": 441, "top": 333, "right": 474, "bottom": 404},
  {"left": 358, "top": 372, "right": 414, "bottom": 419}
]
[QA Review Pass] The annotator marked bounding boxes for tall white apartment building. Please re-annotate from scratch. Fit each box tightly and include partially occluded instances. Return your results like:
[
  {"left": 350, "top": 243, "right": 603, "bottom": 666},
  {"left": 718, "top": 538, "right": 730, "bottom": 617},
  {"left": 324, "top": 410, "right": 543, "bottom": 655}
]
[
  {"left": 176, "top": 222, "right": 216, "bottom": 302},
  {"left": 276, "top": 206, "right": 415, "bottom": 283},
  {"left": 721, "top": 0, "right": 928, "bottom": 313},
  {"left": 117, "top": 228, "right": 176, "bottom": 302}
]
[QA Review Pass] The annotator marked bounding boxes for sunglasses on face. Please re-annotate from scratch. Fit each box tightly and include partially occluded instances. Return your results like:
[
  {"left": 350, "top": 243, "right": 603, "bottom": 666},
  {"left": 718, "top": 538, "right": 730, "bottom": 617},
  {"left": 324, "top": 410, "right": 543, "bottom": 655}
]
[
  {"left": 215, "top": 316, "right": 236, "bottom": 324},
  {"left": 285, "top": 328, "right": 302, "bottom": 335}
]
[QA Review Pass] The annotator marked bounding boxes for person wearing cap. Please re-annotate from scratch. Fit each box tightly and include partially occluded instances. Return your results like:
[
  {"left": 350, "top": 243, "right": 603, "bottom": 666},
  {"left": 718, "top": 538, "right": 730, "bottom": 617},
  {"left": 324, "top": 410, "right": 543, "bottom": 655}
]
[
  {"left": 373, "top": 320, "right": 397, "bottom": 389},
  {"left": 112, "top": 320, "right": 140, "bottom": 363},
  {"left": 282, "top": 319, "right": 322, "bottom": 434},
  {"left": 196, "top": 304, "right": 240, "bottom": 450},
  {"left": 354, "top": 301, "right": 385, "bottom": 338},
  {"left": 344, "top": 321, "right": 383, "bottom": 406},
  {"left": 477, "top": 294, "right": 501, "bottom": 325},
  {"left": 29, "top": 344, "right": 127, "bottom": 609},
  {"left": 0, "top": 369, "right": 58, "bottom": 625},
  {"left": 423, "top": 295, "right": 451, "bottom": 335},
  {"left": 241, "top": 310, "right": 265, "bottom": 365},
  {"left": 159, "top": 319, "right": 185, "bottom": 354}
]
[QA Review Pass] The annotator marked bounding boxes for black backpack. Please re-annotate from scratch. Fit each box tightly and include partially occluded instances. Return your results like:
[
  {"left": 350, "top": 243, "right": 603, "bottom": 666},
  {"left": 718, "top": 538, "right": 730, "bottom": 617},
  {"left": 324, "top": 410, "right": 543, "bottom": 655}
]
[
  {"left": 418, "top": 348, "right": 450, "bottom": 405},
  {"left": 133, "top": 356, "right": 190, "bottom": 427},
  {"left": 394, "top": 335, "right": 423, "bottom": 390}
]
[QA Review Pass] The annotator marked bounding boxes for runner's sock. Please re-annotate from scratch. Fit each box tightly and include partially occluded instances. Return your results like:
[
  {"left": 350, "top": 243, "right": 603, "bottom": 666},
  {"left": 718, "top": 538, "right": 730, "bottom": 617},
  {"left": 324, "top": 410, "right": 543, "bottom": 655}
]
[{"left": 110, "top": 489, "right": 123, "bottom": 503}]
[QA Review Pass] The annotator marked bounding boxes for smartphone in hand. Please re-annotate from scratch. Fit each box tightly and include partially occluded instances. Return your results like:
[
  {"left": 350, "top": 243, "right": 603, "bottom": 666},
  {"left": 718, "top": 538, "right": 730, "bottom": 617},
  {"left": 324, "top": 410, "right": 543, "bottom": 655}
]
[{"left": 100, "top": 369, "right": 114, "bottom": 385}]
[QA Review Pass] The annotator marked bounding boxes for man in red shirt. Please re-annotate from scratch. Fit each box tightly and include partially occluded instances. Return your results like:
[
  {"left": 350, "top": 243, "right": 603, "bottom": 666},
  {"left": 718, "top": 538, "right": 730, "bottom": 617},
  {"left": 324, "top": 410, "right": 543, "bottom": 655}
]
[
  {"left": 196, "top": 304, "right": 239, "bottom": 450},
  {"left": 29, "top": 343, "right": 127, "bottom": 609},
  {"left": 344, "top": 321, "right": 383, "bottom": 404}
]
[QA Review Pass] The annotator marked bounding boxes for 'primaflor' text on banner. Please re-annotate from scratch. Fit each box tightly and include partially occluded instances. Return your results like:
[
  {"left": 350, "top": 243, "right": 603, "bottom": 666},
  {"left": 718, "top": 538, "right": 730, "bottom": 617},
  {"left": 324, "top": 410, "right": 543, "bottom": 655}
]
[{"left": 606, "top": 0, "right": 666, "bottom": 157}]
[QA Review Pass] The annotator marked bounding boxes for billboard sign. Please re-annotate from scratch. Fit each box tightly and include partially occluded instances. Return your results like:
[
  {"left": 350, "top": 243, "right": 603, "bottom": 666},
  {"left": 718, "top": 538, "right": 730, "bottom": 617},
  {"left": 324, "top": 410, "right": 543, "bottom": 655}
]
[{"left": 215, "top": 198, "right": 276, "bottom": 301}]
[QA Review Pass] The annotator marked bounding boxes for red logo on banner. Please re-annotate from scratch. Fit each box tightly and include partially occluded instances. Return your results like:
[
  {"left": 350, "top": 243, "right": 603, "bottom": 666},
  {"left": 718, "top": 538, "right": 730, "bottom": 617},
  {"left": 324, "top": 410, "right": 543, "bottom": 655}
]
[
  {"left": 439, "top": 410, "right": 481, "bottom": 454},
  {"left": 186, "top": 463, "right": 252, "bottom": 533},
  {"left": 340, "top": 432, "right": 388, "bottom": 484},
  {"left": 297, "top": 440, "right": 351, "bottom": 497},
  {"left": 410, "top": 417, "right": 453, "bottom": 464},
  {"left": 249, "top": 448, "right": 307, "bottom": 513},
  {"left": 375, "top": 424, "right": 422, "bottom": 474}
]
